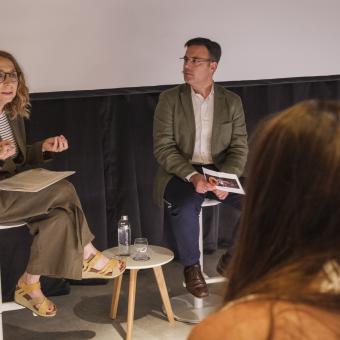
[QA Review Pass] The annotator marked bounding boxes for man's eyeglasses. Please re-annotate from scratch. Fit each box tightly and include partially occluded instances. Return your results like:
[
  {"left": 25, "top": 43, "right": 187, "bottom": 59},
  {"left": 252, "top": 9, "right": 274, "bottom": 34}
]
[
  {"left": 0, "top": 71, "right": 20, "bottom": 83},
  {"left": 180, "top": 56, "right": 212, "bottom": 66}
]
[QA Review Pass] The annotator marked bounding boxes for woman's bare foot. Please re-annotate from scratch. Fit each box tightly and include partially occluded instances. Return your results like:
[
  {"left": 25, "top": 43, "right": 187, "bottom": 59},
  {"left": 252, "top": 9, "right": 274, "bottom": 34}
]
[{"left": 83, "top": 243, "right": 125, "bottom": 272}]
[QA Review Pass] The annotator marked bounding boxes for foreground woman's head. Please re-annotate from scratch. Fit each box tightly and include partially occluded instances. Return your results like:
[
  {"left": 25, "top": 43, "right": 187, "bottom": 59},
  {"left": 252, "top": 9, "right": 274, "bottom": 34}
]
[
  {"left": 0, "top": 50, "right": 30, "bottom": 117},
  {"left": 227, "top": 100, "right": 340, "bottom": 303}
]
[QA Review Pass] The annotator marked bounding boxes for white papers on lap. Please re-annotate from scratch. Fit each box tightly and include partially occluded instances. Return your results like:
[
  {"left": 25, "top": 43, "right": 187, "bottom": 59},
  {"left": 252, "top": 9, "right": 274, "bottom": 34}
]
[
  {"left": 0, "top": 168, "right": 75, "bottom": 192},
  {"left": 202, "top": 167, "right": 245, "bottom": 195}
]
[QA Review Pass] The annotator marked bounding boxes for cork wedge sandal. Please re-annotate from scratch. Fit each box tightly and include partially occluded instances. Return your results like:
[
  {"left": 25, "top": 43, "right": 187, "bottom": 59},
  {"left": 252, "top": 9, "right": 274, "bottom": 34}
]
[
  {"left": 82, "top": 252, "right": 126, "bottom": 279},
  {"left": 14, "top": 281, "right": 57, "bottom": 317}
]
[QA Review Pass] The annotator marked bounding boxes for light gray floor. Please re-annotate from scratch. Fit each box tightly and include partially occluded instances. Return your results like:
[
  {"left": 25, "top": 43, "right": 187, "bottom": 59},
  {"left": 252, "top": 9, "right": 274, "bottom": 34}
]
[{"left": 3, "top": 249, "right": 226, "bottom": 340}]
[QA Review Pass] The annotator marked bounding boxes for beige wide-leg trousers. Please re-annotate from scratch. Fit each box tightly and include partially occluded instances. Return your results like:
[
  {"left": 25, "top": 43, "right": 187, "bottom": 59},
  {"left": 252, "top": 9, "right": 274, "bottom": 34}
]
[{"left": 0, "top": 179, "right": 94, "bottom": 280}]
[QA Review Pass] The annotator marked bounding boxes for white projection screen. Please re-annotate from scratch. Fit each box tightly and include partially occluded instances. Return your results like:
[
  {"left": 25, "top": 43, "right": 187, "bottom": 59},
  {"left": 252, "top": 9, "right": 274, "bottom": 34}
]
[{"left": 1, "top": 0, "right": 340, "bottom": 93}]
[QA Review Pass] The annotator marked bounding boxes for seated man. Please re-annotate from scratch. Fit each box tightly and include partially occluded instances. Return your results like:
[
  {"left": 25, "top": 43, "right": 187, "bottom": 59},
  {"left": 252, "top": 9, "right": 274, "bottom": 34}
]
[{"left": 153, "top": 37, "right": 248, "bottom": 298}]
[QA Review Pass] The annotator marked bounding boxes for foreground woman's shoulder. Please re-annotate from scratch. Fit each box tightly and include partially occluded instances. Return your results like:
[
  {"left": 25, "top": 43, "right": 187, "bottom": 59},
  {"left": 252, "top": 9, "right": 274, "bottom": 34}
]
[
  {"left": 188, "top": 298, "right": 340, "bottom": 340},
  {"left": 188, "top": 299, "right": 272, "bottom": 340}
]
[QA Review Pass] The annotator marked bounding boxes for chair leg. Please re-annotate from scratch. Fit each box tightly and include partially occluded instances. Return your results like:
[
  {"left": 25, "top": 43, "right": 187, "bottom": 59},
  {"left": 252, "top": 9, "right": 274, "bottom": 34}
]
[
  {"left": 1, "top": 267, "right": 3, "bottom": 340},
  {"left": 0, "top": 312, "right": 3, "bottom": 340},
  {"left": 199, "top": 208, "right": 204, "bottom": 269},
  {"left": 153, "top": 266, "right": 174, "bottom": 324}
]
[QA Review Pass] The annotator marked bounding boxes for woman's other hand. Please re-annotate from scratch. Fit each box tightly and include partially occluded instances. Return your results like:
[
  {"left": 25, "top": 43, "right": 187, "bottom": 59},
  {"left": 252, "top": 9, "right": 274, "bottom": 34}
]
[
  {"left": 42, "top": 135, "right": 69, "bottom": 153},
  {"left": 0, "top": 140, "right": 15, "bottom": 160}
]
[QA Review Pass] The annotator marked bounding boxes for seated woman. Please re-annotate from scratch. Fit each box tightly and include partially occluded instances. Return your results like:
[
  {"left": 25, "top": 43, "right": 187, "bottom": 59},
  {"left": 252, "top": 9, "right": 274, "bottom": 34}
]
[
  {"left": 189, "top": 100, "right": 340, "bottom": 339},
  {"left": 0, "top": 50, "right": 125, "bottom": 317}
]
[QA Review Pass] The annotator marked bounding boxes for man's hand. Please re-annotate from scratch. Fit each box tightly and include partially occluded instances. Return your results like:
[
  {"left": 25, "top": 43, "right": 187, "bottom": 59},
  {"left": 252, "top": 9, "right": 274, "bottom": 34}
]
[
  {"left": 190, "top": 173, "right": 215, "bottom": 194},
  {"left": 42, "top": 135, "right": 69, "bottom": 153},
  {"left": 0, "top": 140, "right": 15, "bottom": 160},
  {"left": 212, "top": 188, "right": 229, "bottom": 200}
]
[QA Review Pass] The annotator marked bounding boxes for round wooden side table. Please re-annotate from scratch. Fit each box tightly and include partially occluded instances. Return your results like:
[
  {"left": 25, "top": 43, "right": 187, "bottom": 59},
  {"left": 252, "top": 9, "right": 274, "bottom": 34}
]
[{"left": 104, "top": 245, "right": 175, "bottom": 340}]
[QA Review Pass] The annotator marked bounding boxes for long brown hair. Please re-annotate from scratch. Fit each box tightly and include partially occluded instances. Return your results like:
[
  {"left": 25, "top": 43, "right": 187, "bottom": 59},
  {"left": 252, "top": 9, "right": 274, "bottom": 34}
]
[
  {"left": 0, "top": 50, "right": 30, "bottom": 118},
  {"left": 226, "top": 100, "right": 340, "bottom": 309}
]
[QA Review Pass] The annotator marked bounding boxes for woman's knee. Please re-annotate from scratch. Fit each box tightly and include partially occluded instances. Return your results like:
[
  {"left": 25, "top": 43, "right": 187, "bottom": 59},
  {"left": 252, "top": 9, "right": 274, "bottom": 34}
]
[{"left": 51, "top": 180, "right": 80, "bottom": 203}]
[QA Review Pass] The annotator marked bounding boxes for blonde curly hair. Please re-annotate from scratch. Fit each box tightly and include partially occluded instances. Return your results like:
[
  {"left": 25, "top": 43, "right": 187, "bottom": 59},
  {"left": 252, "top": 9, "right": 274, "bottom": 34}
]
[{"left": 0, "top": 50, "right": 30, "bottom": 118}]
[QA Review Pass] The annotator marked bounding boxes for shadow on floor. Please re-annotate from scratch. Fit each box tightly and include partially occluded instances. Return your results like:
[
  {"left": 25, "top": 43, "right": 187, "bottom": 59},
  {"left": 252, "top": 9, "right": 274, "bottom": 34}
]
[
  {"left": 4, "top": 323, "right": 95, "bottom": 340},
  {"left": 74, "top": 292, "right": 171, "bottom": 319}
]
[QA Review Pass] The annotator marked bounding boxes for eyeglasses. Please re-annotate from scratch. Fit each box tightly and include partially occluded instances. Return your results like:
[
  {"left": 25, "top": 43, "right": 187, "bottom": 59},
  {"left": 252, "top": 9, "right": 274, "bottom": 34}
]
[
  {"left": 180, "top": 56, "right": 212, "bottom": 66},
  {"left": 0, "top": 71, "right": 20, "bottom": 83}
]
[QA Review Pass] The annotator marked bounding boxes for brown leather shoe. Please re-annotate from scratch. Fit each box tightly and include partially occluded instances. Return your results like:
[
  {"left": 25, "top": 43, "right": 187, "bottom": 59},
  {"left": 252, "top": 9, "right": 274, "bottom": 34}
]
[
  {"left": 216, "top": 252, "right": 232, "bottom": 278},
  {"left": 184, "top": 264, "right": 209, "bottom": 298}
]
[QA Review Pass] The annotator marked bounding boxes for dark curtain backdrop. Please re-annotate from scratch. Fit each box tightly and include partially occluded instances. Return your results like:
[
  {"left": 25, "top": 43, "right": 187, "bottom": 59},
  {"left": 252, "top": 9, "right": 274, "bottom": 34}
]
[
  {"left": 26, "top": 75, "right": 340, "bottom": 252},
  {"left": 2, "top": 75, "right": 340, "bottom": 301}
]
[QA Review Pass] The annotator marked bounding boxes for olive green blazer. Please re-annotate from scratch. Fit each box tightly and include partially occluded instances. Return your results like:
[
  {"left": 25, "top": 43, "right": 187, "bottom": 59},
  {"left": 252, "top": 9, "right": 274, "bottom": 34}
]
[
  {"left": 0, "top": 115, "right": 47, "bottom": 179},
  {"left": 153, "top": 83, "right": 248, "bottom": 207}
]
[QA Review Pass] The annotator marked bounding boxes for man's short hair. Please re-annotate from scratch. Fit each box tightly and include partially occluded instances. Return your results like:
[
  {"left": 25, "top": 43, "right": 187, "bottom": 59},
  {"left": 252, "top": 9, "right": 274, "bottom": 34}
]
[{"left": 185, "top": 37, "right": 222, "bottom": 63}]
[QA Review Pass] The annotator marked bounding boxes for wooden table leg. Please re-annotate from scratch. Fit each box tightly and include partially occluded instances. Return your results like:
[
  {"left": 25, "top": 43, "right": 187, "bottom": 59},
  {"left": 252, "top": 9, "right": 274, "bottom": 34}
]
[
  {"left": 110, "top": 274, "right": 123, "bottom": 319},
  {"left": 153, "top": 266, "right": 175, "bottom": 324},
  {"left": 126, "top": 269, "right": 138, "bottom": 340}
]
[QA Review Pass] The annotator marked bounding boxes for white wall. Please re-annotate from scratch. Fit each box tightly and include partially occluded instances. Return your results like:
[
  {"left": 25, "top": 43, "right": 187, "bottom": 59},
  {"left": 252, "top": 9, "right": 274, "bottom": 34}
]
[{"left": 1, "top": 0, "right": 339, "bottom": 93}]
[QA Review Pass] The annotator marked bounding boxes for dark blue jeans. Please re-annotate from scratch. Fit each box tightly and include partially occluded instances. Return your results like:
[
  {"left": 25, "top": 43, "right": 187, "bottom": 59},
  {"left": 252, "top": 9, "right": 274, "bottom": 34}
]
[{"left": 164, "top": 165, "right": 242, "bottom": 267}]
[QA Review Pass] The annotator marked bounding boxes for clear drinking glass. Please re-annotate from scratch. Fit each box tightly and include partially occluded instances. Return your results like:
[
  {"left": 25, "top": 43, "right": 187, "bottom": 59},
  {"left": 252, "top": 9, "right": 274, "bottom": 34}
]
[{"left": 133, "top": 237, "right": 150, "bottom": 261}]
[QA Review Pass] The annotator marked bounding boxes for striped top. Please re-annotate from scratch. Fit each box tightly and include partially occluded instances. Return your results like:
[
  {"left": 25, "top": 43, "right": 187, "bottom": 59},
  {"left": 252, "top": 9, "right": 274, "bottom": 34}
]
[{"left": 0, "top": 111, "right": 19, "bottom": 158}]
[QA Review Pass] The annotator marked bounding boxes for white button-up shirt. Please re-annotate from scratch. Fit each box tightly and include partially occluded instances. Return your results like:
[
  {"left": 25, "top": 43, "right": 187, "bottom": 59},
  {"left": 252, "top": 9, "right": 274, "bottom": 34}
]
[
  {"left": 191, "top": 86, "right": 214, "bottom": 164},
  {"left": 186, "top": 86, "right": 214, "bottom": 181}
]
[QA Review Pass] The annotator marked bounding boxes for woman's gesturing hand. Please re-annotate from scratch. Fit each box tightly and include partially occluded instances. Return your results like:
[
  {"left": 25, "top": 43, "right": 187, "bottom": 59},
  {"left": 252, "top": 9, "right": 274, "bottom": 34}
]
[{"left": 42, "top": 135, "right": 69, "bottom": 153}]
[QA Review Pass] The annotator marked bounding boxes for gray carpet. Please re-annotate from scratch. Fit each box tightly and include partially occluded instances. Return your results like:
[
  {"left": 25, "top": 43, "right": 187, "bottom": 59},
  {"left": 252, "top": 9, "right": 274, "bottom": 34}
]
[{"left": 3, "top": 250, "right": 226, "bottom": 340}]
